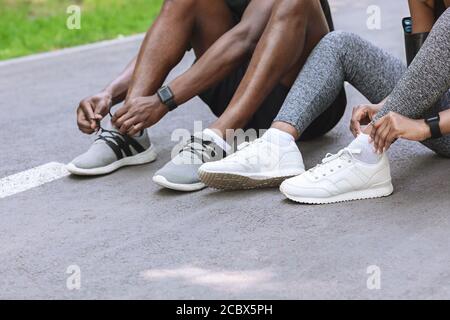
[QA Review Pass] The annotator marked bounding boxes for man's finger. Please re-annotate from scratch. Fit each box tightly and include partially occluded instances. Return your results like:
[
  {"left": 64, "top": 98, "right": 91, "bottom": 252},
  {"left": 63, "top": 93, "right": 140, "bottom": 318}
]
[
  {"left": 79, "top": 126, "right": 94, "bottom": 134},
  {"left": 115, "top": 110, "right": 134, "bottom": 128},
  {"left": 119, "top": 117, "right": 139, "bottom": 134},
  {"left": 94, "top": 100, "right": 108, "bottom": 117},
  {"left": 80, "top": 101, "right": 95, "bottom": 120},
  {"left": 113, "top": 104, "right": 129, "bottom": 120},
  {"left": 80, "top": 101, "right": 97, "bottom": 129},
  {"left": 127, "top": 123, "right": 145, "bottom": 137},
  {"left": 77, "top": 121, "right": 95, "bottom": 134},
  {"left": 77, "top": 109, "right": 95, "bottom": 134}
]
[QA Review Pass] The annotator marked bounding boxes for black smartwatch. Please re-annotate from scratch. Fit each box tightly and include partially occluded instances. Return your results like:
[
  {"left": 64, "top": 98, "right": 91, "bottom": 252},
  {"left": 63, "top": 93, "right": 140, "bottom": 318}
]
[
  {"left": 425, "top": 114, "right": 442, "bottom": 139},
  {"left": 157, "top": 86, "right": 178, "bottom": 111}
]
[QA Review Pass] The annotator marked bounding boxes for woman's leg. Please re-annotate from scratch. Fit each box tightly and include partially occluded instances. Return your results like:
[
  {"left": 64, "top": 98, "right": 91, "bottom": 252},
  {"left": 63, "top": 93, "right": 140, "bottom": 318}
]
[
  {"left": 273, "top": 31, "right": 406, "bottom": 138},
  {"left": 375, "top": 8, "right": 450, "bottom": 121},
  {"left": 373, "top": 9, "right": 450, "bottom": 157}
]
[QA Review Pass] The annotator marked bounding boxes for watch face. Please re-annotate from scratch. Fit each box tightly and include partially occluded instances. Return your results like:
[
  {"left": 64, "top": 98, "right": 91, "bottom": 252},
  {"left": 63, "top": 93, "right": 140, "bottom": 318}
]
[{"left": 159, "top": 87, "right": 172, "bottom": 102}]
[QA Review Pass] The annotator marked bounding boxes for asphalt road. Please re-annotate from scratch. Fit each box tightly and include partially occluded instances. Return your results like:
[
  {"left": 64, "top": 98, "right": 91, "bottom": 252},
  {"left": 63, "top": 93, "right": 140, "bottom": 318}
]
[{"left": 1, "top": 0, "right": 449, "bottom": 299}]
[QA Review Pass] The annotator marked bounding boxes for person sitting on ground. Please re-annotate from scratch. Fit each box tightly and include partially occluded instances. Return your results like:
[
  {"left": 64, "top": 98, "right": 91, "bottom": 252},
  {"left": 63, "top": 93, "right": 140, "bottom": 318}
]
[
  {"left": 67, "top": 0, "right": 346, "bottom": 192},
  {"left": 199, "top": 0, "right": 450, "bottom": 204}
]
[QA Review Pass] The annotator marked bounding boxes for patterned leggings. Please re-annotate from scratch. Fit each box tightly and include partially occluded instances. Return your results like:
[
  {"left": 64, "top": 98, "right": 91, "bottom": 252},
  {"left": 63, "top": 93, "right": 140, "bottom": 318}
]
[{"left": 275, "top": 8, "right": 450, "bottom": 157}]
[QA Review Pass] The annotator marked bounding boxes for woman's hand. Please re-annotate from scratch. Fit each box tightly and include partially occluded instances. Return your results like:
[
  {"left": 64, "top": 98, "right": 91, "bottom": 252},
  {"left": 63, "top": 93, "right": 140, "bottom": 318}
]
[
  {"left": 350, "top": 102, "right": 384, "bottom": 137},
  {"left": 370, "top": 111, "right": 431, "bottom": 153},
  {"left": 112, "top": 95, "right": 169, "bottom": 136}
]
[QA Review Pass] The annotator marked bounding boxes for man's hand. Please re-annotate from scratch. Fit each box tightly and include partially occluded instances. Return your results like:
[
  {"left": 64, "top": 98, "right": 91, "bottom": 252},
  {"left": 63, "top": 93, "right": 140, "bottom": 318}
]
[
  {"left": 112, "top": 95, "right": 169, "bottom": 136},
  {"left": 370, "top": 112, "right": 431, "bottom": 153},
  {"left": 350, "top": 102, "right": 384, "bottom": 137},
  {"left": 77, "top": 91, "right": 113, "bottom": 134}
]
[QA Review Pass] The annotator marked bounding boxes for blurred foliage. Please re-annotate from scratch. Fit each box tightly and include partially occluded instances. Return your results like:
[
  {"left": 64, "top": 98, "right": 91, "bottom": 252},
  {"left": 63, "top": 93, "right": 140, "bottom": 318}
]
[{"left": 0, "top": 0, "right": 163, "bottom": 60}]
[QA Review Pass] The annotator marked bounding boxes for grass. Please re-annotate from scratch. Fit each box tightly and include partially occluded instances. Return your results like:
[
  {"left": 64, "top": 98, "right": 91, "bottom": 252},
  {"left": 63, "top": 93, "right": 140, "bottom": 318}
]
[{"left": 0, "top": 0, "right": 163, "bottom": 60}]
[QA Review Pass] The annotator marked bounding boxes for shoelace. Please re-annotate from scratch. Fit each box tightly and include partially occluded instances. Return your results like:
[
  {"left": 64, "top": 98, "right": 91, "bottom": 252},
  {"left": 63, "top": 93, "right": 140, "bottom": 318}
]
[
  {"left": 322, "top": 148, "right": 361, "bottom": 164},
  {"left": 92, "top": 110, "right": 145, "bottom": 159},
  {"left": 93, "top": 109, "right": 115, "bottom": 139},
  {"left": 95, "top": 127, "right": 127, "bottom": 143},
  {"left": 94, "top": 109, "right": 130, "bottom": 144},
  {"left": 93, "top": 108, "right": 144, "bottom": 141},
  {"left": 180, "top": 136, "right": 225, "bottom": 162},
  {"left": 308, "top": 148, "right": 361, "bottom": 179}
]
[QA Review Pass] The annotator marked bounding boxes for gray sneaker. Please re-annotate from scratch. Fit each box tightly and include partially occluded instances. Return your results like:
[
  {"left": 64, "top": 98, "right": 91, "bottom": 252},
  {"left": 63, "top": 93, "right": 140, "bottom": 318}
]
[
  {"left": 153, "top": 134, "right": 226, "bottom": 192},
  {"left": 67, "top": 123, "right": 157, "bottom": 176}
]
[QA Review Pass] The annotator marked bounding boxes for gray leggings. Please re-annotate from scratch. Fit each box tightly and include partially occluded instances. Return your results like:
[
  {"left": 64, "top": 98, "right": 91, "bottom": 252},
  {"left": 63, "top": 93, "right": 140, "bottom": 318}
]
[{"left": 275, "top": 8, "right": 450, "bottom": 157}]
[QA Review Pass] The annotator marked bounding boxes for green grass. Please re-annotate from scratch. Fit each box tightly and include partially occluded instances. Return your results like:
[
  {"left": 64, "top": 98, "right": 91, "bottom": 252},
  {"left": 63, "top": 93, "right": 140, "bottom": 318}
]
[{"left": 0, "top": 0, "right": 163, "bottom": 60}]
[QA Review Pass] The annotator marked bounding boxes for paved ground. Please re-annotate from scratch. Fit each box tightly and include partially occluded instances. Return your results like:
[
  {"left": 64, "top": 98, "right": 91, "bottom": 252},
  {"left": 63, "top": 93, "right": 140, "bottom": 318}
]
[{"left": 1, "top": 0, "right": 449, "bottom": 299}]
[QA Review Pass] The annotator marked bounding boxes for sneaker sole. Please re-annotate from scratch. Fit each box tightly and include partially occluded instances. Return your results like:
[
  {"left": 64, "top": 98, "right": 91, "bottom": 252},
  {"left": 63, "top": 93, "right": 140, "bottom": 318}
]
[
  {"left": 198, "top": 170, "right": 302, "bottom": 190},
  {"left": 280, "top": 182, "right": 394, "bottom": 204},
  {"left": 66, "top": 145, "right": 157, "bottom": 176},
  {"left": 152, "top": 175, "right": 206, "bottom": 192}
]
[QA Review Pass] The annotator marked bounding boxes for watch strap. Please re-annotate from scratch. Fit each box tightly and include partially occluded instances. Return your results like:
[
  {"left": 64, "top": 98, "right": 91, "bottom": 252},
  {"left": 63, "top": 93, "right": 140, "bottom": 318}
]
[{"left": 425, "top": 115, "right": 443, "bottom": 139}]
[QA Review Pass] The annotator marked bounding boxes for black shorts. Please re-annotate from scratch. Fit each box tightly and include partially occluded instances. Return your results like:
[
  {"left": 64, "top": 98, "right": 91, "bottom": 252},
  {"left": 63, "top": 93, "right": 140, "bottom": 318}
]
[
  {"left": 199, "top": 66, "right": 347, "bottom": 139},
  {"left": 199, "top": 62, "right": 291, "bottom": 131}
]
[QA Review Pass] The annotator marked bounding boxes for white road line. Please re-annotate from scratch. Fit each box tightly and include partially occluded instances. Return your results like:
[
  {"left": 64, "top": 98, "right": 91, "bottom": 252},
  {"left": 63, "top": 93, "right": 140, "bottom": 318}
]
[
  {"left": 0, "top": 34, "right": 145, "bottom": 68},
  {"left": 0, "top": 162, "right": 69, "bottom": 199}
]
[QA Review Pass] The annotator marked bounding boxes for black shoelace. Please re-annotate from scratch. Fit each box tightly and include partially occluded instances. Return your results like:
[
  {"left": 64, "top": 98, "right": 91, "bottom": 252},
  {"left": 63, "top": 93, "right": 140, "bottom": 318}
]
[
  {"left": 181, "top": 136, "right": 226, "bottom": 162},
  {"left": 91, "top": 110, "right": 145, "bottom": 160}
]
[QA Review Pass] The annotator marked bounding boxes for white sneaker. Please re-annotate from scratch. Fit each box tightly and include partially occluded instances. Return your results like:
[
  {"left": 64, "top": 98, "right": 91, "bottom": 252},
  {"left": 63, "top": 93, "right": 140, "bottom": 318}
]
[
  {"left": 280, "top": 148, "right": 393, "bottom": 204},
  {"left": 198, "top": 138, "right": 305, "bottom": 190}
]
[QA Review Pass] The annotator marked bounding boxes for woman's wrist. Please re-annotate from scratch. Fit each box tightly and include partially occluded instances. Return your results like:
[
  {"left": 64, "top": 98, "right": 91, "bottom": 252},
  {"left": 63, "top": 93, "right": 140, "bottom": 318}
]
[{"left": 419, "top": 119, "right": 432, "bottom": 140}]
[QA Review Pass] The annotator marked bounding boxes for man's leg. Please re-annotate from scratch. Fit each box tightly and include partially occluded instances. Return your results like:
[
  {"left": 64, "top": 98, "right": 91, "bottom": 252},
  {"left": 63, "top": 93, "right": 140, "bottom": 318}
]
[
  {"left": 209, "top": 0, "right": 330, "bottom": 137},
  {"left": 77, "top": 1, "right": 234, "bottom": 134},
  {"left": 69, "top": 0, "right": 237, "bottom": 176},
  {"left": 126, "top": 0, "right": 236, "bottom": 101},
  {"left": 113, "top": 0, "right": 277, "bottom": 135},
  {"left": 167, "top": 0, "right": 278, "bottom": 108},
  {"left": 151, "top": 0, "right": 285, "bottom": 192}
]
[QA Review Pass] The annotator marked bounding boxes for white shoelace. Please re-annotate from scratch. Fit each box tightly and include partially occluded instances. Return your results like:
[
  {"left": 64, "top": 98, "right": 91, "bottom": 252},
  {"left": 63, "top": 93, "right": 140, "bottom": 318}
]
[{"left": 308, "top": 148, "right": 361, "bottom": 179}]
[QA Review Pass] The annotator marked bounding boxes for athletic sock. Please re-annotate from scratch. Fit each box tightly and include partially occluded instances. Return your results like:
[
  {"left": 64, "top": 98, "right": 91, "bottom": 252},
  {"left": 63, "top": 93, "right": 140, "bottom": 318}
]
[
  {"left": 203, "top": 128, "right": 231, "bottom": 154},
  {"left": 262, "top": 128, "right": 295, "bottom": 146},
  {"left": 347, "top": 133, "right": 381, "bottom": 164}
]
